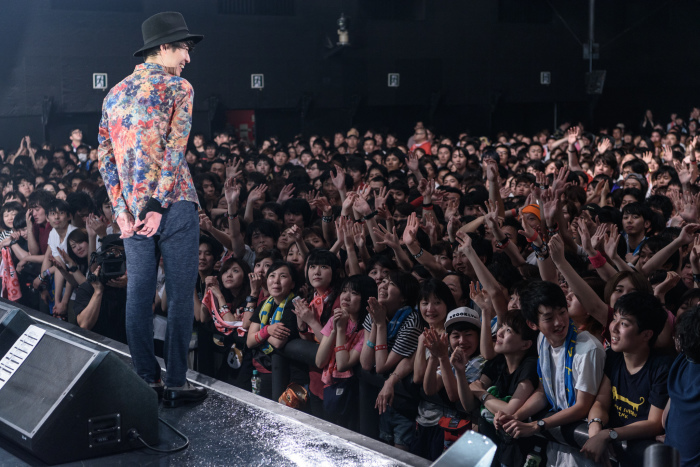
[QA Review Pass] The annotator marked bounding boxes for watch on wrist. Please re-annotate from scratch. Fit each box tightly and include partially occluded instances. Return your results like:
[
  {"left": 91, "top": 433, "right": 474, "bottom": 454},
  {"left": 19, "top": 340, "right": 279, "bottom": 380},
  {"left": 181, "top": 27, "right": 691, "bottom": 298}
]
[
  {"left": 608, "top": 429, "right": 618, "bottom": 440},
  {"left": 537, "top": 419, "right": 546, "bottom": 432},
  {"left": 480, "top": 392, "right": 490, "bottom": 403},
  {"left": 66, "top": 264, "right": 78, "bottom": 273}
]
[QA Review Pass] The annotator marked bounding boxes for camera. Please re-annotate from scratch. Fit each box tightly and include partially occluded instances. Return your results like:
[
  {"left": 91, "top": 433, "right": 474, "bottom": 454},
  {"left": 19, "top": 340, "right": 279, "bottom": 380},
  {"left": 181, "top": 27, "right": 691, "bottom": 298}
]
[{"left": 87, "top": 248, "right": 126, "bottom": 284}]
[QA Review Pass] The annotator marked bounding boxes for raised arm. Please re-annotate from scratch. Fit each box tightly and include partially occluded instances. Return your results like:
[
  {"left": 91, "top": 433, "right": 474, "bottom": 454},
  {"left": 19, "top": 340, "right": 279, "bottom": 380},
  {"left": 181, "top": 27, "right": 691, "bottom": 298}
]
[
  {"left": 566, "top": 127, "right": 583, "bottom": 172},
  {"left": 549, "top": 234, "right": 609, "bottom": 328},
  {"left": 223, "top": 177, "right": 246, "bottom": 260}
]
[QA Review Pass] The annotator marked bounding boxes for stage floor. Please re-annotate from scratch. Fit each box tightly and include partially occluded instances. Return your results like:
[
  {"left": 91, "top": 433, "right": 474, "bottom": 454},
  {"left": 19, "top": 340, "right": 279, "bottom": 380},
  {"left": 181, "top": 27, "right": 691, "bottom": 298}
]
[{"left": 0, "top": 302, "right": 429, "bottom": 467}]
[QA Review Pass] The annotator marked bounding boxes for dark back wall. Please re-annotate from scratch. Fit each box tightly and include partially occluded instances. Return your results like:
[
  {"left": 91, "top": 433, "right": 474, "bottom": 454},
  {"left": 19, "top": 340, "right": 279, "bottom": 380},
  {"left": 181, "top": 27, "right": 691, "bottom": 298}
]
[{"left": 1, "top": 0, "right": 698, "bottom": 151}]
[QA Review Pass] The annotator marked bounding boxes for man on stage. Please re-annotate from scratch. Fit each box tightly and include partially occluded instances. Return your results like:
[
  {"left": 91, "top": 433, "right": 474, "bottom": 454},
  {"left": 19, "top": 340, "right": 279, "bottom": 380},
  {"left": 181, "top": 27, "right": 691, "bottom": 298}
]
[{"left": 97, "top": 12, "right": 206, "bottom": 407}]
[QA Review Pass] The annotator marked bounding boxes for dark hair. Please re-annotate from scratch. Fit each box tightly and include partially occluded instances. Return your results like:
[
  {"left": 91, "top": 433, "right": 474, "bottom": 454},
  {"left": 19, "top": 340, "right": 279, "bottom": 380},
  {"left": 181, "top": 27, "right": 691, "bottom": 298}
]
[
  {"left": 66, "top": 229, "right": 90, "bottom": 267},
  {"left": 604, "top": 271, "right": 653, "bottom": 306},
  {"left": 646, "top": 195, "right": 674, "bottom": 221},
  {"left": 341, "top": 275, "right": 377, "bottom": 331},
  {"left": 519, "top": 281, "right": 567, "bottom": 325},
  {"left": 27, "top": 190, "right": 54, "bottom": 211},
  {"left": 418, "top": 278, "right": 457, "bottom": 319},
  {"left": 0, "top": 202, "right": 23, "bottom": 230},
  {"left": 282, "top": 198, "right": 312, "bottom": 227},
  {"left": 622, "top": 201, "right": 654, "bottom": 223},
  {"left": 66, "top": 191, "right": 95, "bottom": 216},
  {"left": 614, "top": 292, "right": 667, "bottom": 347},
  {"left": 265, "top": 261, "right": 299, "bottom": 294},
  {"left": 386, "top": 270, "right": 420, "bottom": 309},
  {"left": 366, "top": 255, "right": 398, "bottom": 273},
  {"left": 142, "top": 39, "right": 196, "bottom": 60},
  {"left": 245, "top": 219, "right": 280, "bottom": 244},
  {"left": 305, "top": 249, "right": 342, "bottom": 291},
  {"left": 199, "top": 235, "right": 224, "bottom": 264},
  {"left": 503, "top": 309, "right": 539, "bottom": 344},
  {"left": 12, "top": 210, "right": 27, "bottom": 230},
  {"left": 218, "top": 257, "right": 252, "bottom": 310},
  {"left": 254, "top": 249, "right": 283, "bottom": 265},
  {"left": 674, "top": 306, "right": 700, "bottom": 361},
  {"left": 47, "top": 199, "right": 72, "bottom": 216}
]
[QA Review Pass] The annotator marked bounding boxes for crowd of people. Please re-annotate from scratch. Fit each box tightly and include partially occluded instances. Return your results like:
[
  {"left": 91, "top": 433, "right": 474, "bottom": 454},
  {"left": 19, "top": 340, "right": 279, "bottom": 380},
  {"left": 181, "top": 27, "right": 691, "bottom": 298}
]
[{"left": 1, "top": 110, "right": 700, "bottom": 466}]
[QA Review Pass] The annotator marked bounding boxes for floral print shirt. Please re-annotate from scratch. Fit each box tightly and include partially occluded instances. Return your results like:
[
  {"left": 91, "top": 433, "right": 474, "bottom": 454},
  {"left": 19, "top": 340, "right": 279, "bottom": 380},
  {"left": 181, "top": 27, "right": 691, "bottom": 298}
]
[{"left": 97, "top": 63, "right": 198, "bottom": 219}]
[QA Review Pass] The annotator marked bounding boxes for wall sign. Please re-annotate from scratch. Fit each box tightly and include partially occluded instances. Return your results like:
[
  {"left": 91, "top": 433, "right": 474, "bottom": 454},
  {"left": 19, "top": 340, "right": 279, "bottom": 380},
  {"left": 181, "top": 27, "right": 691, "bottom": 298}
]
[
  {"left": 251, "top": 74, "right": 264, "bottom": 89},
  {"left": 93, "top": 73, "right": 108, "bottom": 90}
]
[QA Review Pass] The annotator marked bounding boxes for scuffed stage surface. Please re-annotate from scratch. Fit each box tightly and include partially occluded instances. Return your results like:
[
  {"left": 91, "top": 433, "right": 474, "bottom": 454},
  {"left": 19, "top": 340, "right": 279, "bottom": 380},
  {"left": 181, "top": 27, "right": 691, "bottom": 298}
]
[{"left": 0, "top": 300, "right": 429, "bottom": 467}]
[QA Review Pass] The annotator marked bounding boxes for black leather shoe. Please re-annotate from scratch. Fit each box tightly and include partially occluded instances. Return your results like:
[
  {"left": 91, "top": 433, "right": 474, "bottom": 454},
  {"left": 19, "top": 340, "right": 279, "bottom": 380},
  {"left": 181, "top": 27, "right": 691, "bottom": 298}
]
[
  {"left": 163, "top": 383, "right": 207, "bottom": 408},
  {"left": 150, "top": 382, "right": 164, "bottom": 400}
]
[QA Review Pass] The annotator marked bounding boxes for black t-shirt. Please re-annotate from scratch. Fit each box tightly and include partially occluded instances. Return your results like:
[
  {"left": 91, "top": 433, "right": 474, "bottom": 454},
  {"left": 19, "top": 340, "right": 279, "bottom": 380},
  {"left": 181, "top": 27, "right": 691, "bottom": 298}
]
[
  {"left": 482, "top": 354, "right": 539, "bottom": 398},
  {"left": 74, "top": 282, "right": 128, "bottom": 345},
  {"left": 604, "top": 348, "right": 672, "bottom": 428},
  {"left": 251, "top": 297, "right": 300, "bottom": 343}
]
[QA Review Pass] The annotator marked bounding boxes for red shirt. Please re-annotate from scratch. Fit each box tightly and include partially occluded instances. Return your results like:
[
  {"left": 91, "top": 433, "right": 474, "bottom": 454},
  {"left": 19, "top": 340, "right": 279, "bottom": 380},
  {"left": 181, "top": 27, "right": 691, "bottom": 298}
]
[{"left": 33, "top": 222, "right": 52, "bottom": 255}]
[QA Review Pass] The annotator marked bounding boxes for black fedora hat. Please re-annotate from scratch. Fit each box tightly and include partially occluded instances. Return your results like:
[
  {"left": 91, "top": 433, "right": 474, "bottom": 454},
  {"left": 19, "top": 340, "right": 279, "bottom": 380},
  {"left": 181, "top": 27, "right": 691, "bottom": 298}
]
[{"left": 133, "top": 12, "right": 203, "bottom": 57}]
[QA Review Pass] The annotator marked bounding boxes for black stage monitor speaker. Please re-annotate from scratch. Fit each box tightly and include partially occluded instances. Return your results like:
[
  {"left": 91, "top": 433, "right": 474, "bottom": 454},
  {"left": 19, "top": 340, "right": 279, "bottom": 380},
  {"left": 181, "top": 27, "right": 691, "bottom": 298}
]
[
  {"left": 0, "top": 320, "right": 159, "bottom": 464},
  {"left": 0, "top": 304, "right": 35, "bottom": 357}
]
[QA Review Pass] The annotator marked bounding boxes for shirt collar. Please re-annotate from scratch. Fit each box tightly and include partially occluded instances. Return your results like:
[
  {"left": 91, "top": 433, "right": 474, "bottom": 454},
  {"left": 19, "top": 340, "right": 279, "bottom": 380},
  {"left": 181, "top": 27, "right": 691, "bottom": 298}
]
[{"left": 135, "top": 63, "right": 167, "bottom": 73}]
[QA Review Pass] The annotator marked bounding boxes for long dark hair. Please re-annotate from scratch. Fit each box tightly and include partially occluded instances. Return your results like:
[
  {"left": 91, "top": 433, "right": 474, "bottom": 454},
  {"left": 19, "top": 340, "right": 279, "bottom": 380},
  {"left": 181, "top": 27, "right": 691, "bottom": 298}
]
[
  {"left": 305, "top": 249, "right": 342, "bottom": 326},
  {"left": 340, "top": 275, "right": 377, "bottom": 331},
  {"left": 217, "top": 257, "right": 251, "bottom": 312}
]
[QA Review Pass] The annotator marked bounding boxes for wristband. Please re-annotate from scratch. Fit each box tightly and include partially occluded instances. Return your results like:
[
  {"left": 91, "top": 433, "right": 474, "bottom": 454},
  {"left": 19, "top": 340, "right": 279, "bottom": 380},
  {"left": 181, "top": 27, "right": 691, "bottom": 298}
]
[
  {"left": 322, "top": 215, "right": 333, "bottom": 223},
  {"left": 259, "top": 325, "right": 270, "bottom": 340},
  {"left": 363, "top": 211, "right": 378, "bottom": 221},
  {"left": 587, "top": 418, "right": 603, "bottom": 428},
  {"left": 254, "top": 332, "right": 262, "bottom": 344},
  {"left": 588, "top": 251, "right": 607, "bottom": 269},
  {"left": 374, "top": 344, "right": 388, "bottom": 351},
  {"left": 422, "top": 203, "right": 433, "bottom": 208},
  {"left": 66, "top": 264, "right": 78, "bottom": 273},
  {"left": 495, "top": 237, "right": 510, "bottom": 250},
  {"left": 246, "top": 295, "right": 257, "bottom": 303},
  {"left": 547, "top": 223, "right": 559, "bottom": 236},
  {"left": 220, "top": 305, "right": 230, "bottom": 312},
  {"left": 510, "top": 208, "right": 517, "bottom": 217},
  {"left": 228, "top": 212, "right": 238, "bottom": 220},
  {"left": 334, "top": 346, "right": 347, "bottom": 353},
  {"left": 481, "top": 392, "right": 490, "bottom": 403},
  {"left": 413, "top": 248, "right": 424, "bottom": 259},
  {"left": 525, "top": 231, "right": 539, "bottom": 243},
  {"left": 366, "top": 340, "right": 375, "bottom": 349}
]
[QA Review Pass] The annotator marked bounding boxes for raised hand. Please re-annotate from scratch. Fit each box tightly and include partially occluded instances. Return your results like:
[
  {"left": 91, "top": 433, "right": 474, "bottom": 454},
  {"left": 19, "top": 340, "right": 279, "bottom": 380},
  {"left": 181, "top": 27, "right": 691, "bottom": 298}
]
[
  {"left": 225, "top": 157, "right": 242, "bottom": 180},
  {"left": 590, "top": 223, "right": 608, "bottom": 253},
  {"left": 603, "top": 225, "right": 621, "bottom": 260},
  {"left": 551, "top": 166, "right": 570, "bottom": 198},
  {"left": 642, "top": 151, "right": 654, "bottom": 167},
  {"left": 566, "top": 126, "right": 579, "bottom": 146},
  {"left": 407, "top": 151, "right": 420, "bottom": 173},
  {"left": 352, "top": 222, "right": 366, "bottom": 249},
  {"left": 597, "top": 137, "right": 611, "bottom": 154},
  {"left": 423, "top": 328, "right": 449, "bottom": 358},
  {"left": 484, "top": 158, "right": 499, "bottom": 182},
  {"left": 548, "top": 233, "right": 565, "bottom": 263},
  {"left": 450, "top": 347, "right": 467, "bottom": 373},
  {"left": 402, "top": 212, "right": 419, "bottom": 246},
  {"left": 247, "top": 184, "right": 268, "bottom": 205},
  {"left": 199, "top": 213, "right": 213, "bottom": 232},
  {"left": 455, "top": 230, "right": 473, "bottom": 254},
  {"left": 662, "top": 145, "right": 673, "bottom": 163},
  {"left": 330, "top": 166, "right": 347, "bottom": 192},
  {"left": 224, "top": 176, "right": 241, "bottom": 207},
  {"left": 469, "top": 281, "right": 491, "bottom": 313},
  {"left": 373, "top": 223, "right": 400, "bottom": 249},
  {"left": 366, "top": 297, "right": 387, "bottom": 324},
  {"left": 277, "top": 183, "right": 295, "bottom": 203}
]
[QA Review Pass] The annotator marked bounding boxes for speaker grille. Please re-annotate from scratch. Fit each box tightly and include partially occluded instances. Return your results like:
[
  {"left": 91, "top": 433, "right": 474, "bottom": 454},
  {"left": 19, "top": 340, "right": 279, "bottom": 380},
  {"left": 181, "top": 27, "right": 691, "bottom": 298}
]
[{"left": 0, "top": 333, "right": 96, "bottom": 436}]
